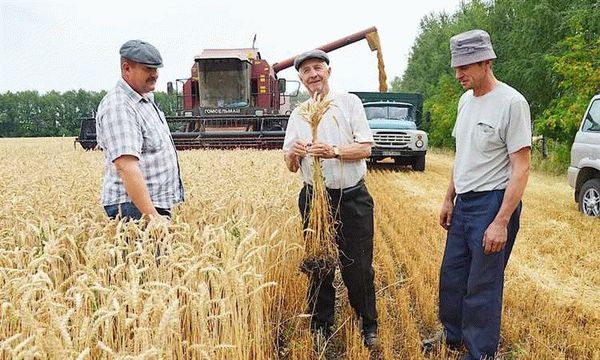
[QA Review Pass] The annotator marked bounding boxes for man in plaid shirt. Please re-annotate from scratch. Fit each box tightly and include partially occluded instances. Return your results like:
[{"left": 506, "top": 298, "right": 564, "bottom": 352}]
[{"left": 96, "top": 40, "right": 184, "bottom": 220}]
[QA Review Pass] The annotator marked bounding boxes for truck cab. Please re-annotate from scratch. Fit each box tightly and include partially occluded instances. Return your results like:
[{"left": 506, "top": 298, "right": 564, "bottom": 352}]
[
  {"left": 352, "top": 92, "right": 428, "bottom": 171},
  {"left": 568, "top": 94, "right": 600, "bottom": 217}
]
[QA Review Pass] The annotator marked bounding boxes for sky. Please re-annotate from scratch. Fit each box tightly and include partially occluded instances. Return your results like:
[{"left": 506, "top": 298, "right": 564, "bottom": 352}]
[{"left": 0, "top": 0, "right": 461, "bottom": 94}]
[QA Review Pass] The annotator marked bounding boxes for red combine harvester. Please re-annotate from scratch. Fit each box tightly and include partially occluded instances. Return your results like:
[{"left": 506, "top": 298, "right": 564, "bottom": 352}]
[{"left": 75, "top": 26, "right": 384, "bottom": 150}]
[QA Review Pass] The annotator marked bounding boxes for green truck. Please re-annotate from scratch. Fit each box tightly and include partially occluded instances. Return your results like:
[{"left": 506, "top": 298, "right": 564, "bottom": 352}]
[{"left": 351, "top": 92, "right": 428, "bottom": 171}]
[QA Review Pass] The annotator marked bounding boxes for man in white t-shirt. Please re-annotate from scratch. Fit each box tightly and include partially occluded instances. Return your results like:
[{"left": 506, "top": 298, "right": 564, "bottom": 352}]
[
  {"left": 283, "top": 49, "right": 378, "bottom": 351},
  {"left": 423, "top": 30, "right": 531, "bottom": 359}
]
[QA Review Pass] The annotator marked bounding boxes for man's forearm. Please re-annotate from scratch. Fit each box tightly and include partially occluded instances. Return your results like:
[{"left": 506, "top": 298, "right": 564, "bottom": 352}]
[
  {"left": 445, "top": 172, "right": 456, "bottom": 202},
  {"left": 494, "top": 169, "right": 529, "bottom": 225},
  {"left": 439, "top": 170, "right": 456, "bottom": 229},
  {"left": 494, "top": 149, "right": 530, "bottom": 225},
  {"left": 338, "top": 143, "right": 371, "bottom": 161},
  {"left": 118, "top": 163, "right": 159, "bottom": 217},
  {"left": 285, "top": 152, "right": 300, "bottom": 172}
]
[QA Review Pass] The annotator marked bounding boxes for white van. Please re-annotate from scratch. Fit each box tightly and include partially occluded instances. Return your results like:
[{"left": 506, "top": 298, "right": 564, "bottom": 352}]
[{"left": 568, "top": 94, "right": 600, "bottom": 217}]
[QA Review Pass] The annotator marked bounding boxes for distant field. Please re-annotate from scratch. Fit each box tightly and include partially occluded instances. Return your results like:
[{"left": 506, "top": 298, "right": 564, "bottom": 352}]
[{"left": 0, "top": 138, "right": 597, "bottom": 359}]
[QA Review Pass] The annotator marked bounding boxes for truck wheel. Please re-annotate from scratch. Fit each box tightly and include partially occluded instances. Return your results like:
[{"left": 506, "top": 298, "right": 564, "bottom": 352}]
[
  {"left": 578, "top": 178, "right": 600, "bottom": 217},
  {"left": 412, "top": 154, "right": 425, "bottom": 171}
]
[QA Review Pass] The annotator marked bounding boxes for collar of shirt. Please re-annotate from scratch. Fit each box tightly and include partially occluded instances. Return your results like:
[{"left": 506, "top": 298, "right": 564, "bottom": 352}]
[{"left": 116, "top": 78, "right": 155, "bottom": 105}]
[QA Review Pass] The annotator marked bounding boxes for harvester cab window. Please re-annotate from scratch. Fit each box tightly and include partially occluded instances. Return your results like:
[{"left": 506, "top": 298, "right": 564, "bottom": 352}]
[{"left": 197, "top": 58, "right": 250, "bottom": 108}]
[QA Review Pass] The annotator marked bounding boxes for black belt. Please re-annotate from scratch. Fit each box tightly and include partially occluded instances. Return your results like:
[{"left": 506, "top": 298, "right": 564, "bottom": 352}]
[
  {"left": 304, "top": 179, "right": 365, "bottom": 197},
  {"left": 457, "top": 189, "right": 504, "bottom": 199}
]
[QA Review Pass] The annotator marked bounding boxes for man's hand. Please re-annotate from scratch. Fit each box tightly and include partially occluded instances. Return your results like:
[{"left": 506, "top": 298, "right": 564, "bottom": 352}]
[
  {"left": 307, "top": 141, "right": 335, "bottom": 158},
  {"left": 482, "top": 220, "right": 508, "bottom": 254},
  {"left": 481, "top": 147, "right": 530, "bottom": 254},
  {"left": 285, "top": 140, "right": 308, "bottom": 172},
  {"left": 439, "top": 198, "right": 454, "bottom": 230},
  {"left": 146, "top": 214, "right": 171, "bottom": 230},
  {"left": 290, "top": 140, "right": 309, "bottom": 158},
  {"left": 147, "top": 213, "right": 170, "bottom": 224}
]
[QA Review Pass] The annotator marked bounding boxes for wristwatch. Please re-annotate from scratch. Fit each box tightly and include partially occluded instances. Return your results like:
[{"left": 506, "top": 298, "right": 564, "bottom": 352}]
[{"left": 332, "top": 145, "right": 340, "bottom": 159}]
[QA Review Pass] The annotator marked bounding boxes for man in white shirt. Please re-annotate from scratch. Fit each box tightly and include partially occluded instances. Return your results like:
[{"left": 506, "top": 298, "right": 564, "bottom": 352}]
[
  {"left": 283, "top": 49, "right": 378, "bottom": 350},
  {"left": 423, "top": 30, "right": 531, "bottom": 359}
]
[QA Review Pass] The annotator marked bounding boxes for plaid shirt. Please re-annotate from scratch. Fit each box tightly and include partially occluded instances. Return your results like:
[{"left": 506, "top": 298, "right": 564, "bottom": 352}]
[{"left": 96, "top": 79, "right": 184, "bottom": 208}]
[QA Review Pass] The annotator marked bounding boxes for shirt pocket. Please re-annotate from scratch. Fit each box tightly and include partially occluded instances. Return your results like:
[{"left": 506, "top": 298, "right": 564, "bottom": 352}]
[
  {"left": 141, "top": 126, "right": 164, "bottom": 153},
  {"left": 474, "top": 121, "right": 501, "bottom": 153}
]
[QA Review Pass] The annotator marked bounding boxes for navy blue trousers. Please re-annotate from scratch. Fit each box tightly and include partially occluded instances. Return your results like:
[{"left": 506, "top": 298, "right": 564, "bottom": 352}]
[
  {"left": 439, "top": 190, "right": 521, "bottom": 359},
  {"left": 104, "top": 202, "right": 171, "bottom": 220}
]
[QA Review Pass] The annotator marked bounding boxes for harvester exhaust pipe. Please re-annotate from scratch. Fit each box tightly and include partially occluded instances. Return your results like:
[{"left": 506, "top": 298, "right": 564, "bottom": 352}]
[{"left": 272, "top": 26, "right": 387, "bottom": 92}]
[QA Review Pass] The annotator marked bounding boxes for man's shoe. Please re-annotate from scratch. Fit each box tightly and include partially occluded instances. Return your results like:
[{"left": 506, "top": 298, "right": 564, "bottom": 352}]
[
  {"left": 421, "top": 330, "right": 461, "bottom": 353},
  {"left": 362, "top": 331, "right": 379, "bottom": 350}
]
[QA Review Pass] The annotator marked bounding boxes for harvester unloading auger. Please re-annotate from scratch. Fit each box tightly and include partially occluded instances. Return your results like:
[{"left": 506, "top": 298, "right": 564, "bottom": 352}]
[{"left": 75, "top": 27, "right": 386, "bottom": 150}]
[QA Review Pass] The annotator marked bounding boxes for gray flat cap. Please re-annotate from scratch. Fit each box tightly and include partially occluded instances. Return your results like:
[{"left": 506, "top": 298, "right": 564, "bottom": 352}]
[
  {"left": 450, "top": 29, "right": 496, "bottom": 67},
  {"left": 294, "top": 49, "right": 329, "bottom": 71},
  {"left": 120, "top": 40, "right": 163, "bottom": 68}
]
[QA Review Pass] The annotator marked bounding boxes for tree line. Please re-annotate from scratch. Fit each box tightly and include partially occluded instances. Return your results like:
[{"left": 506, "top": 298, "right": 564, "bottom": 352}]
[
  {"left": 0, "top": 90, "right": 176, "bottom": 138},
  {"left": 391, "top": 0, "right": 599, "bottom": 170}
]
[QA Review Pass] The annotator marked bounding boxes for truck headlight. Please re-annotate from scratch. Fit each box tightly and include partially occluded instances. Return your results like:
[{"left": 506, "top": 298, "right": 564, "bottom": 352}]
[{"left": 416, "top": 139, "right": 424, "bottom": 148}]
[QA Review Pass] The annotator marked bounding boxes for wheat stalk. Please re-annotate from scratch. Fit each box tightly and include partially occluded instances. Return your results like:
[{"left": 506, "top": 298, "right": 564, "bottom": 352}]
[
  {"left": 298, "top": 94, "right": 338, "bottom": 270},
  {"left": 2, "top": 138, "right": 598, "bottom": 359}
]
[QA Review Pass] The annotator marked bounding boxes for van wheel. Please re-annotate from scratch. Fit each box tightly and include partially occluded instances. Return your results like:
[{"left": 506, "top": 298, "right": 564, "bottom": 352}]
[
  {"left": 579, "top": 178, "right": 600, "bottom": 217},
  {"left": 412, "top": 154, "right": 425, "bottom": 172}
]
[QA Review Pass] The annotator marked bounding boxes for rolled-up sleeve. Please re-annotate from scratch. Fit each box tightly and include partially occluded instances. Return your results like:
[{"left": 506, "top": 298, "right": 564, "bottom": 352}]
[
  {"left": 349, "top": 94, "right": 374, "bottom": 143},
  {"left": 97, "top": 104, "right": 142, "bottom": 162}
]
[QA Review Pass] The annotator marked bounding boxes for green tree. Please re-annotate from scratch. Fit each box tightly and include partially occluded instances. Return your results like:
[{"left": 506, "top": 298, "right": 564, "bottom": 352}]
[
  {"left": 536, "top": 32, "right": 600, "bottom": 143},
  {"left": 424, "top": 74, "right": 462, "bottom": 148},
  {"left": 154, "top": 91, "right": 177, "bottom": 116},
  {"left": 0, "top": 90, "right": 106, "bottom": 137}
]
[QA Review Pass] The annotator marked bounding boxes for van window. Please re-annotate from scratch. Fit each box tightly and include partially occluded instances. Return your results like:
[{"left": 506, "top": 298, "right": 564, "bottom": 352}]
[{"left": 582, "top": 100, "right": 600, "bottom": 132}]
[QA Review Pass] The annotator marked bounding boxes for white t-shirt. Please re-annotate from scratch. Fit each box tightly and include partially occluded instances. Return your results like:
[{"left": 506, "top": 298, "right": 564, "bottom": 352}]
[
  {"left": 283, "top": 91, "right": 374, "bottom": 189},
  {"left": 452, "top": 82, "right": 531, "bottom": 194}
]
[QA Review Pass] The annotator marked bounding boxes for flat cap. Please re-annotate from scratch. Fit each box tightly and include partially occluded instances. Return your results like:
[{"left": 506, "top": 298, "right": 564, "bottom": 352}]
[
  {"left": 120, "top": 40, "right": 163, "bottom": 68},
  {"left": 294, "top": 49, "right": 329, "bottom": 71},
  {"left": 450, "top": 29, "right": 496, "bottom": 67}
]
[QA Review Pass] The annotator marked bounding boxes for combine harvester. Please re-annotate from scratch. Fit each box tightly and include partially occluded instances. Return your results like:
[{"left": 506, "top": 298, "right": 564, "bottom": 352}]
[{"left": 75, "top": 27, "right": 387, "bottom": 150}]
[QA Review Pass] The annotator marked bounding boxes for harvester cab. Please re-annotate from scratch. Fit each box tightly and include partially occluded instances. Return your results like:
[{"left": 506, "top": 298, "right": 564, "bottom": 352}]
[
  {"left": 178, "top": 49, "right": 291, "bottom": 116},
  {"left": 164, "top": 47, "right": 297, "bottom": 149}
]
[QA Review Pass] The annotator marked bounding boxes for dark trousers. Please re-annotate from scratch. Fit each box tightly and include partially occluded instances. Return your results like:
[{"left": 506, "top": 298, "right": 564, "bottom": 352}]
[
  {"left": 299, "top": 181, "right": 378, "bottom": 333},
  {"left": 104, "top": 201, "right": 171, "bottom": 220},
  {"left": 439, "top": 190, "right": 521, "bottom": 359}
]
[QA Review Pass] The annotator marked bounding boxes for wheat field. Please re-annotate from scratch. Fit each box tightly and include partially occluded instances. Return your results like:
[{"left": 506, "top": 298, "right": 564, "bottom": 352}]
[{"left": 0, "top": 138, "right": 597, "bottom": 359}]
